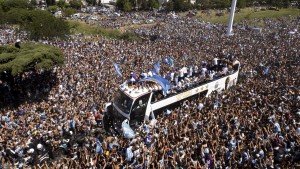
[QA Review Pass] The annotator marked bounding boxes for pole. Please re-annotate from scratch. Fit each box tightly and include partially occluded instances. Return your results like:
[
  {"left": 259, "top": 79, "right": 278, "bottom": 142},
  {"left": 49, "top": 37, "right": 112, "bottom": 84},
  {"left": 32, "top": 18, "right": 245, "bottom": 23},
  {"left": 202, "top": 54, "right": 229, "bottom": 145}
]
[{"left": 227, "top": 0, "right": 238, "bottom": 36}]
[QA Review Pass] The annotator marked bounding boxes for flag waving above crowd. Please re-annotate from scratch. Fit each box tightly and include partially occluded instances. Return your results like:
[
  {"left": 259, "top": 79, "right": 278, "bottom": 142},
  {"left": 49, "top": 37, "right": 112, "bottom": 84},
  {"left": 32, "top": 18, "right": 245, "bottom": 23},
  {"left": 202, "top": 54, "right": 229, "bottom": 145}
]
[
  {"left": 113, "top": 63, "right": 123, "bottom": 78},
  {"left": 152, "top": 61, "right": 160, "bottom": 75}
]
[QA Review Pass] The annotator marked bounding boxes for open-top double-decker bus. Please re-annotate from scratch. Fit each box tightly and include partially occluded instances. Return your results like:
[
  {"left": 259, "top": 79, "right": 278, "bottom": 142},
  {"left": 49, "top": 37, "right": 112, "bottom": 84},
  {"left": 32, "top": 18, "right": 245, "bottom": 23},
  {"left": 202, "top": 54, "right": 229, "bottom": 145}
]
[{"left": 105, "top": 60, "right": 240, "bottom": 132}]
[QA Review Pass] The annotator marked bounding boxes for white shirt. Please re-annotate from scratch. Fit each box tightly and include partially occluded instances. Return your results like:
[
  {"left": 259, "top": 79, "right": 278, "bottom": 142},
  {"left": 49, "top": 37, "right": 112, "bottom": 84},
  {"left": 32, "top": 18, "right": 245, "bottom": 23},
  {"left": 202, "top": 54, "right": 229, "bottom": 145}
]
[
  {"left": 222, "top": 67, "right": 228, "bottom": 74},
  {"left": 147, "top": 71, "right": 153, "bottom": 77},
  {"left": 194, "top": 66, "right": 198, "bottom": 73},
  {"left": 181, "top": 67, "right": 188, "bottom": 74},
  {"left": 198, "top": 103, "right": 203, "bottom": 111},
  {"left": 142, "top": 72, "right": 148, "bottom": 78},
  {"left": 179, "top": 69, "right": 184, "bottom": 77},
  {"left": 170, "top": 72, "right": 175, "bottom": 81},
  {"left": 201, "top": 67, "right": 207, "bottom": 75},
  {"left": 214, "top": 58, "right": 218, "bottom": 65},
  {"left": 189, "top": 67, "right": 193, "bottom": 76}
]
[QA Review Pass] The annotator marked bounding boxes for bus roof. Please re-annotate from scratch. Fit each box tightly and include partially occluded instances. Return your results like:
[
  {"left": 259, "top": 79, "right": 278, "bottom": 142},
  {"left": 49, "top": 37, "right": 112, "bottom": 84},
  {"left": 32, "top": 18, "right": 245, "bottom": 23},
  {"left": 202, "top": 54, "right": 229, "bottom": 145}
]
[
  {"left": 119, "top": 60, "right": 240, "bottom": 99},
  {"left": 119, "top": 82, "right": 157, "bottom": 99}
]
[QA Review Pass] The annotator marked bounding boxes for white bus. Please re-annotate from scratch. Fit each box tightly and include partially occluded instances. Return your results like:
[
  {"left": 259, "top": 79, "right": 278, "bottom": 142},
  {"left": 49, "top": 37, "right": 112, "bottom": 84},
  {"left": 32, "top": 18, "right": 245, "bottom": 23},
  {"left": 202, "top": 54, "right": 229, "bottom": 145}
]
[{"left": 105, "top": 60, "right": 240, "bottom": 131}]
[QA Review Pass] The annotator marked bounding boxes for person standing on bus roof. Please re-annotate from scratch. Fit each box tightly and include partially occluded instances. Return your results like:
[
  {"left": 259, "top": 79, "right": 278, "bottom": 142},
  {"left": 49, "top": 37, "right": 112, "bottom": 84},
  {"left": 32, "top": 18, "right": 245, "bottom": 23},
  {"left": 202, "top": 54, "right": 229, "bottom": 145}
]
[
  {"left": 141, "top": 71, "right": 148, "bottom": 79},
  {"left": 166, "top": 71, "right": 171, "bottom": 81},
  {"left": 182, "top": 66, "right": 188, "bottom": 78},
  {"left": 179, "top": 68, "right": 184, "bottom": 81},
  {"left": 194, "top": 65, "right": 198, "bottom": 76},
  {"left": 170, "top": 70, "right": 175, "bottom": 82},
  {"left": 201, "top": 65, "right": 207, "bottom": 76},
  {"left": 222, "top": 63, "right": 228, "bottom": 75},
  {"left": 147, "top": 69, "right": 153, "bottom": 77},
  {"left": 175, "top": 73, "right": 179, "bottom": 86},
  {"left": 189, "top": 66, "right": 193, "bottom": 77},
  {"left": 213, "top": 57, "right": 219, "bottom": 71}
]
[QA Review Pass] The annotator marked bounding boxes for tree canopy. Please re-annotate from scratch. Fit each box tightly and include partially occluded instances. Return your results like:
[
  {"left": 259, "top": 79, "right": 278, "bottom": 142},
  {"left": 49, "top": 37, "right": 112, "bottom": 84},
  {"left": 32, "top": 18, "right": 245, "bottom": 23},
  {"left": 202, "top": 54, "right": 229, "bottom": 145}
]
[
  {"left": 2, "top": 9, "right": 70, "bottom": 40},
  {"left": 116, "top": 0, "right": 160, "bottom": 11},
  {"left": 25, "top": 10, "right": 70, "bottom": 40},
  {"left": 1, "top": 0, "right": 33, "bottom": 12},
  {"left": 69, "top": 0, "right": 82, "bottom": 9},
  {"left": 0, "top": 43, "right": 65, "bottom": 77}
]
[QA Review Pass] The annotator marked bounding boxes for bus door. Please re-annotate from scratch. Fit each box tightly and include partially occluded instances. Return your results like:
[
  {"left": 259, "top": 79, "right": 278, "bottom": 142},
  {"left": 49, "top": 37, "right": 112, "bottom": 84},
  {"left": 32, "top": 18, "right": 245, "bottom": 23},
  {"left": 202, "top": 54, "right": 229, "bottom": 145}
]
[{"left": 130, "top": 93, "right": 151, "bottom": 126}]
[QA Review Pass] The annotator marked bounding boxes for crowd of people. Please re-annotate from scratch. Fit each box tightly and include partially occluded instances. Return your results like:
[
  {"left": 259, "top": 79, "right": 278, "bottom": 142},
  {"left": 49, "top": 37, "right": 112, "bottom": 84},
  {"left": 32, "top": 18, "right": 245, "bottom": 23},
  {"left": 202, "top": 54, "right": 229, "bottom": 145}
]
[
  {"left": 74, "top": 11, "right": 166, "bottom": 30},
  {"left": 0, "top": 12, "right": 299, "bottom": 169}
]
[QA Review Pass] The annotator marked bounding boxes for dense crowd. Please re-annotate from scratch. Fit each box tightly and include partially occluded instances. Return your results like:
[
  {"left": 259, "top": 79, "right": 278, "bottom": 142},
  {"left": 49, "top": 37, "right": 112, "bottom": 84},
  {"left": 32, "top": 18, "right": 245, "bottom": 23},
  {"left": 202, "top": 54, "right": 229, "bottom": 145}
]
[
  {"left": 73, "top": 11, "right": 175, "bottom": 30},
  {"left": 0, "top": 13, "right": 299, "bottom": 169}
]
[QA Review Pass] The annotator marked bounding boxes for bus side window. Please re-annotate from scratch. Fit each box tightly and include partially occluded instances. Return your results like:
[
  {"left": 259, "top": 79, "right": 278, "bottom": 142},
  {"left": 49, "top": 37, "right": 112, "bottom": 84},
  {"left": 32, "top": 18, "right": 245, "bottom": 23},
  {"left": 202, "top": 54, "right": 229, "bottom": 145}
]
[
  {"left": 133, "top": 94, "right": 150, "bottom": 111},
  {"left": 151, "top": 91, "right": 163, "bottom": 103},
  {"left": 151, "top": 91, "right": 157, "bottom": 103}
]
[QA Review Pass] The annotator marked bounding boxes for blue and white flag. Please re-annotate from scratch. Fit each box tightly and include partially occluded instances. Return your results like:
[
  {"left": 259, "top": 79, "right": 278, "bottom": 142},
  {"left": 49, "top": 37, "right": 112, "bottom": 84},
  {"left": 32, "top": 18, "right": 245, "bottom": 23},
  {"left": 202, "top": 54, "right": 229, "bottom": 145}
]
[
  {"left": 109, "top": 142, "right": 120, "bottom": 149},
  {"left": 152, "top": 61, "right": 160, "bottom": 75},
  {"left": 70, "top": 120, "right": 76, "bottom": 129},
  {"left": 126, "top": 146, "right": 133, "bottom": 162},
  {"left": 163, "top": 58, "right": 169, "bottom": 64},
  {"left": 122, "top": 119, "right": 135, "bottom": 139},
  {"left": 139, "top": 75, "right": 172, "bottom": 95},
  {"left": 113, "top": 63, "right": 122, "bottom": 78},
  {"left": 168, "top": 57, "right": 174, "bottom": 66},
  {"left": 95, "top": 138, "right": 103, "bottom": 154},
  {"left": 263, "top": 66, "right": 270, "bottom": 76},
  {"left": 214, "top": 94, "right": 218, "bottom": 109},
  {"left": 175, "top": 75, "right": 179, "bottom": 86}
]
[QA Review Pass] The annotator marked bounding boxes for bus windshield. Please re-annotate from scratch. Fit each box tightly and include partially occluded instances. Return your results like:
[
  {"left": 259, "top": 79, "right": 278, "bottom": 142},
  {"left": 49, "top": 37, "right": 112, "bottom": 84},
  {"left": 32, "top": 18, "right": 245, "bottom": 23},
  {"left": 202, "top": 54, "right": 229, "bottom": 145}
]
[{"left": 113, "top": 89, "right": 133, "bottom": 114}]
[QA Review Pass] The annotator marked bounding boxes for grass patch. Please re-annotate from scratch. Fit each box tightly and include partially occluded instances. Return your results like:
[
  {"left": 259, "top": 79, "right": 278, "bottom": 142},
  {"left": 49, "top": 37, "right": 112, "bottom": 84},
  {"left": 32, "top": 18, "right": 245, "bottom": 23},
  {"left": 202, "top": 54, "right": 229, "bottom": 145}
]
[
  {"left": 196, "top": 8, "right": 300, "bottom": 24},
  {"left": 68, "top": 20, "right": 141, "bottom": 41}
]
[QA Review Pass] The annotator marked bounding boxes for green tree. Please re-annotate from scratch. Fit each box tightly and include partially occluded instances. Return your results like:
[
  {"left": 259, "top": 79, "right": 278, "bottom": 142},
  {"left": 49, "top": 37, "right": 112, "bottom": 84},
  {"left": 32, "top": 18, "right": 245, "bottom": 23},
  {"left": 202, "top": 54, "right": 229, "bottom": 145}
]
[
  {"left": 116, "top": 0, "right": 123, "bottom": 9},
  {"left": 47, "top": 5, "right": 58, "bottom": 13},
  {"left": 86, "top": 0, "right": 97, "bottom": 6},
  {"left": 265, "top": 0, "right": 290, "bottom": 8},
  {"left": 69, "top": 0, "right": 82, "bottom": 9},
  {"left": 62, "top": 7, "right": 77, "bottom": 17},
  {"left": 2, "top": 0, "right": 33, "bottom": 12},
  {"left": 4, "top": 8, "right": 29, "bottom": 25},
  {"left": 0, "top": 0, "right": 4, "bottom": 7},
  {"left": 140, "top": 0, "right": 148, "bottom": 10},
  {"left": 30, "top": 0, "right": 37, "bottom": 7},
  {"left": 22, "top": 10, "right": 70, "bottom": 40},
  {"left": 173, "top": 0, "right": 192, "bottom": 11},
  {"left": 163, "top": 1, "right": 174, "bottom": 11},
  {"left": 0, "top": 1, "right": 5, "bottom": 24},
  {"left": 0, "top": 43, "right": 65, "bottom": 77},
  {"left": 213, "top": 0, "right": 230, "bottom": 8},
  {"left": 46, "top": 0, "right": 56, "bottom": 6},
  {"left": 0, "top": 42, "right": 64, "bottom": 103},
  {"left": 57, "top": 0, "right": 67, "bottom": 8},
  {"left": 123, "top": 0, "right": 132, "bottom": 11},
  {"left": 149, "top": 0, "right": 159, "bottom": 9},
  {"left": 116, "top": 0, "right": 133, "bottom": 11},
  {"left": 196, "top": 0, "right": 214, "bottom": 9},
  {"left": 237, "top": 0, "right": 247, "bottom": 8}
]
